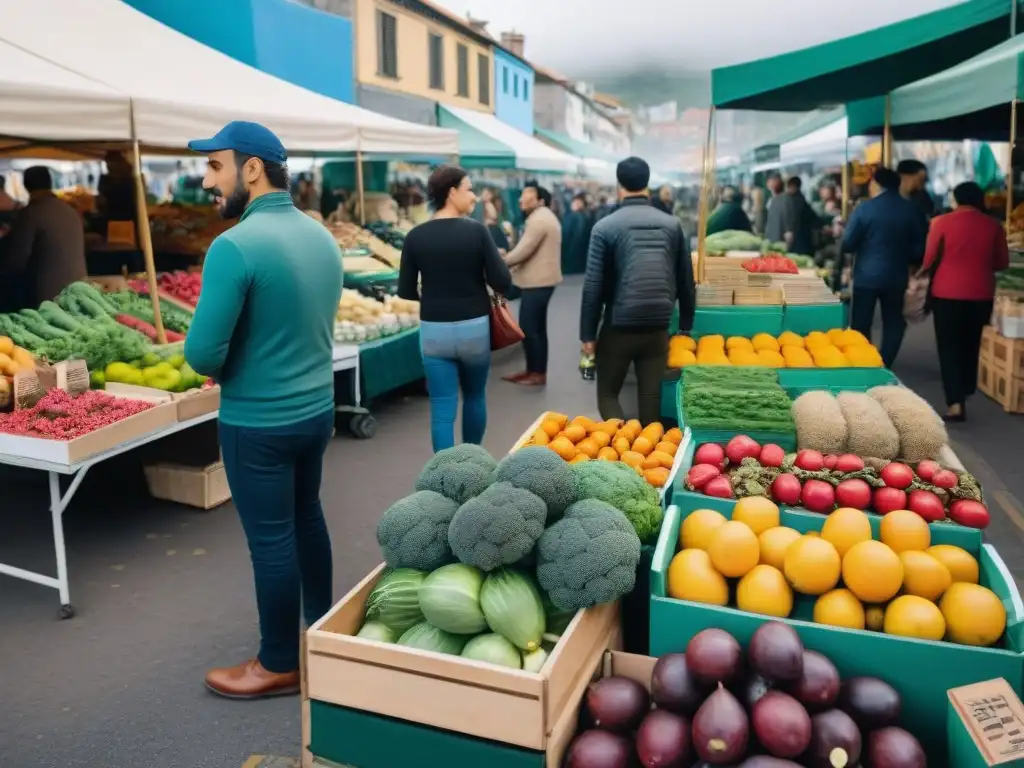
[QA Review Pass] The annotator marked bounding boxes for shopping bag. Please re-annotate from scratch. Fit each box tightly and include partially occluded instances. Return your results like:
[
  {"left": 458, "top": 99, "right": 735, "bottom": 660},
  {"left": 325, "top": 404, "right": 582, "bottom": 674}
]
[{"left": 489, "top": 294, "right": 524, "bottom": 350}]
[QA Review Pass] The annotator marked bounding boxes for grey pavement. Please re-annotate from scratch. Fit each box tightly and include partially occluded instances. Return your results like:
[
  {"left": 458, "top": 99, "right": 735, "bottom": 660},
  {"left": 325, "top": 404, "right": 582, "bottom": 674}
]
[{"left": 0, "top": 276, "right": 1022, "bottom": 768}]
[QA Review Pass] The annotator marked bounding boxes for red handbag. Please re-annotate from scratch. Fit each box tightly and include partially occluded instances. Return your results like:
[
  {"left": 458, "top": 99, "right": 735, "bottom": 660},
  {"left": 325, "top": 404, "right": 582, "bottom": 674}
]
[{"left": 489, "top": 293, "right": 524, "bottom": 350}]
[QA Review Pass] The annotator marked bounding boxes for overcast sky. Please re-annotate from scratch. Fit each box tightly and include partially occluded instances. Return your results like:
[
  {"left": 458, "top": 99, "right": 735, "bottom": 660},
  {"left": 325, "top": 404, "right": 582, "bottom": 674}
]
[{"left": 434, "top": 0, "right": 966, "bottom": 77}]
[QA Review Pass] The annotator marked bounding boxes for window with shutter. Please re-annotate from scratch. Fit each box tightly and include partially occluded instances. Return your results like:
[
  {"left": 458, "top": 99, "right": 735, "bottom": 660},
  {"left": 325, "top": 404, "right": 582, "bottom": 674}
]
[
  {"left": 477, "top": 53, "right": 489, "bottom": 105},
  {"left": 502, "top": 66, "right": 509, "bottom": 94},
  {"left": 377, "top": 11, "right": 397, "bottom": 78},
  {"left": 513, "top": 73, "right": 519, "bottom": 98},
  {"left": 523, "top": 80, "right": 529, "bottom": 101},
  {"left": 456, "top": 44, "right": 469, "bottom": 97},
  {"left": 428, "top": 33, "right": 444, "bottom": 89}
]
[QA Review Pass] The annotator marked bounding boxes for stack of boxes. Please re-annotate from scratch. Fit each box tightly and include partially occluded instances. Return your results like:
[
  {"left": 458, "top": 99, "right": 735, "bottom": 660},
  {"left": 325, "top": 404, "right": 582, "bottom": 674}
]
[{"left": 978, "top": 325, "right": 1024, "bottom": 413}]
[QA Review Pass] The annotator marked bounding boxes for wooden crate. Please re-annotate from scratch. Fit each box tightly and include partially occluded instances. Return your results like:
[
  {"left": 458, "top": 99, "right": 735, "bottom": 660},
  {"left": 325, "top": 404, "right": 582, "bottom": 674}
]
[
  {"left": 981, "top": 324, "right": 998, "bottom": 359},
  {"left": 979, "top": 354, "right": 1024, "bottom": 413},
  {"left": 303, "top": 565, "right": 620, "bottom": 763},
  {"left": 733, "top": 287, "right": 784, "bottom": 306},
  {"left": 990, "top": 330, "right": 1024, "bottom": 379}
]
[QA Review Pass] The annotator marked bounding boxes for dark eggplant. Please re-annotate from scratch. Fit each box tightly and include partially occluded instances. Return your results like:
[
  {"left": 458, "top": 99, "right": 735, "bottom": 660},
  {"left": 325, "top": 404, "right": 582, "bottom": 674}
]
[
  {"left": 751, "top": 691, "right": 811, "bottom": 759},
  {"left": 788, "top": 651, "right": 841, "bottom": 713},
  {"left": 866, "top": 726, "right": 926, "bottom": 768},
  {"left": 564, "top": 729, "right": 634, "bottom": 768},
  {"left": 687, "top": 629, "right": 743, "bottom": 685},
  {"left": 734, "top": 674, "right": 772, "bottom": 712},
  {"left": 587, "top": 676, "right": 650, "bottom": 732},
  {"left": 747, "top": 622, "right": 804, "bottom": 683},
  {"left": 652, "top": 653, "right": 708, "bottom": 716},
  {"left": 838, "top": 677, "right": 901, "bottom": 731},
  {"left": 807, "top": 709, "right": 862, "bottom": 768},
  {"left": 692, "top": 683, "right": 750, "bottom": 764},
  {"left": 637, "top": 709, "right": 691, "bottom": 768}
]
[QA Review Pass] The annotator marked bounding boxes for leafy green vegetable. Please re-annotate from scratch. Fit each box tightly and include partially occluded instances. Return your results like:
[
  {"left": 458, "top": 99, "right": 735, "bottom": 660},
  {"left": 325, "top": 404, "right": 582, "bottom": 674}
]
[
  {"left": 396, "top": 622, "right": 470, "bottom": 655},
  {"left": 683, "top": 384, "right": 795, "bottom": 433},
  {"left": 0, "top": 314, "right": 46, "bottom": 350},
  {"left": 106, "top": 291, "right": 192, "bottom": 334},
  {"left": 38, "top": 301, "right": 88, "bottom": 334},
  {"left": 479, "top": 568, "right": 545, "bottom": 652},
  {"left": 418, "top": 563, "right": 487, "bottom": 634},
  {"left": 571, "top": 461, "right": 663, "bottom": 543},
  {"left": 356, "top": 621, "right": 396, "bottom": 643},
  {"left": 682, "top": 365, "right": 779, "bottom": 389},
  {"left": 493, "top": 446, "right": 578, "bottom": 519},
  {"left": 16, "top": 309, "right": 70, "bottom": 340},
  {"left": 704, "top": 229, "right": 764, "bottom": 253},
  {"left": 364, "top": 568, "right": 427, "bottom": 636},
  {"left": 448, "top": 483, "right": 547, "bottom": 571},
  {"left": 376, "top": 490, "right": 459, "bottom": 571},
  {"left": 415, "top": 443, "right": 497, "bottom": 504},
  {"left": 461, "top": 634, "right": 522, "bottom": 669}
]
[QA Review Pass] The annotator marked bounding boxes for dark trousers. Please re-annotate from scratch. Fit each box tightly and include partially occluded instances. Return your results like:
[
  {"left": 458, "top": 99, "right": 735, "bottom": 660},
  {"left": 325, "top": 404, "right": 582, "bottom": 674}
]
[
  {"left": 851, "top": 286, "right": 907, "bottom": 368},
  {"left": 596, "top": 326, "right": 669, "bottom": 426},
  {"left": 519, "top": 286, "right": 555, "bottom": 374},
  {"left": 220, "top": 409, "right": 335, "bottom": 673},
  {"left": 932, "top": 297, "right": 993, "bottom": 407}
]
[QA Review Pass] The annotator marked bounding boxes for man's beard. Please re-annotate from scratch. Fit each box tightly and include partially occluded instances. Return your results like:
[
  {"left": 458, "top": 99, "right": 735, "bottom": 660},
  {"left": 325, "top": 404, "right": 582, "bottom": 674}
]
[{"left": 212, "top": 180, "right": 250, "bottom": 220}]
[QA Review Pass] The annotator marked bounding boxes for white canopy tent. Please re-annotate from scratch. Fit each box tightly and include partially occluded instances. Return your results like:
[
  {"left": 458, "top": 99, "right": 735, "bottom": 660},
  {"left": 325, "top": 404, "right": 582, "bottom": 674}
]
[
  {"left": 780, "top": 117, "right": 871, "bottom": 167},
  {"left": 0, "top": 0, "right": 458, "bottom": 156}
]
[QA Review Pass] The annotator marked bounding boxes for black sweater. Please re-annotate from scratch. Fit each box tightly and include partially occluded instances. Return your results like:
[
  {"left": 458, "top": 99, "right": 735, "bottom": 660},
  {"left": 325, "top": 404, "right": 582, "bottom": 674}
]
[{"left": 398, "top": 217, "right": 513, "bottom": 322}]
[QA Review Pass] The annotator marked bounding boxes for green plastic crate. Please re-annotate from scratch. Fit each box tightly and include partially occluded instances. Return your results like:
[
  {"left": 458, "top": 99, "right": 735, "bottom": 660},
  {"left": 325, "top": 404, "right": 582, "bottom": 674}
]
[
  {"left": 783, "top": 303, "right": 846, "bottom": 335},
  {"left": 691, "top": 307, "right": 784, "bottom": 338},
  {"left": 650, "top": 504, "right": 1024, "bottom": 762},
  {"left": 659, "top": 378, "right": 680, "bottom": 422},
  {"left": 777, "top": 367, "right": 897, "bottom": 390}
]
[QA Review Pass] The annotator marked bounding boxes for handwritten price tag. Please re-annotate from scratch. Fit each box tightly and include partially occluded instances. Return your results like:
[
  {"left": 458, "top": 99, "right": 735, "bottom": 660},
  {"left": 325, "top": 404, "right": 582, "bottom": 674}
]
[{"left": 950, "top": 679, "right": 1024, "bottom": 765}]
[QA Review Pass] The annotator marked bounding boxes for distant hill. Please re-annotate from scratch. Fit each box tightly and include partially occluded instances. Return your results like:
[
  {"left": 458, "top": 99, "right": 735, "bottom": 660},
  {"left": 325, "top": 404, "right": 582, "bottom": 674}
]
[{"left": 589, "top": 69, "right": 710, "bottom": 110}]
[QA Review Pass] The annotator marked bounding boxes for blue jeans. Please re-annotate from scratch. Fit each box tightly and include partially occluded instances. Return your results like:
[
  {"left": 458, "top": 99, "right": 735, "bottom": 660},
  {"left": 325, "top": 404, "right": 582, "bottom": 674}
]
[
  {"left": 220, "top": 409, "right": 335, "bottom": 673},
  {"left": 420, "top": 316, "right": 491, "bottom": 452}
]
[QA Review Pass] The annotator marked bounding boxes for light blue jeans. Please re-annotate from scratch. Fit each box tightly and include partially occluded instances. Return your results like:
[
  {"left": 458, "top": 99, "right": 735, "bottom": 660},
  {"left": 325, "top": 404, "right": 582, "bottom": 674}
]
[{"left": 420, "top": 316, "right": 491, "bottom": 452}]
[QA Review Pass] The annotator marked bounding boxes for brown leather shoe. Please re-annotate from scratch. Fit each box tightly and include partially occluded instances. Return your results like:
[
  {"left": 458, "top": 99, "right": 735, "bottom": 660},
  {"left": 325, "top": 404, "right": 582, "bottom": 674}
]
[
  {"left": 205, "top": 658, "right": 300, "bottom": 700},
  {"left": 516, "top": 373, "right": 547, "bottom": 386},
  {"left": 501, "top": 371, "right": 529, "bottom": 382}
]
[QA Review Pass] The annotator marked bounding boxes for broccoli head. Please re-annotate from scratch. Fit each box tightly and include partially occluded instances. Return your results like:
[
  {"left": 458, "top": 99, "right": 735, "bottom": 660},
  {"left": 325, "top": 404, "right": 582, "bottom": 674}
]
[
  {"left": 494, "top": 446, "right": 578, "bottom": 520},
  {"left": 377, "top": 490, "right": 459, "bottom": 570},
  {"left": 536, "top": 498, "right": 642, "bottom": 611},
  {"left": 448, "top": 482, "right": 547, "bottom": 571},
  {"left": 415, "top": 444, "right": 497, "bottom": 504},
  {"left": 572, "top": 460, "right": 664, "bottom": 543}
]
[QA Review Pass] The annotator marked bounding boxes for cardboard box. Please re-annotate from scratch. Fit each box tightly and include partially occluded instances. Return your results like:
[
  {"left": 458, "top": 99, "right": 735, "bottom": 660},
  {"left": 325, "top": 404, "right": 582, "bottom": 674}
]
[
  {"left": 174, "top": 385, "right": 220, "bottom": 421},
  {"left": 948, "top": 678, "right": 1024, "bottom": 766},
  {"left": 0, "top": 399, "right": 177, "bottom": 465},
  {"left": 303, "top": 564, "right": 620, "bottom": 757},
  {"left": 144, "top": 461, "right": 230, "bottom": 509},
  {"left": 990, "top": 331, "right": 1024, "bottom": 379}
]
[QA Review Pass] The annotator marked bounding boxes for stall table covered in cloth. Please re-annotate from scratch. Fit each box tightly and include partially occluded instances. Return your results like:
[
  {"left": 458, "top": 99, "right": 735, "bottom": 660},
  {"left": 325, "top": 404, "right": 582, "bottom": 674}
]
[{"left": 357, "top": 328, "right": 424, "bottom": 401}]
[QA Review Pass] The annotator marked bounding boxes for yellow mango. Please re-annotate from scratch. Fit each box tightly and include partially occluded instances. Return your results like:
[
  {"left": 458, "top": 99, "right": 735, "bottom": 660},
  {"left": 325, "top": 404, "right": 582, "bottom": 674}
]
[
  {"left": 781, "top": 345, "right": 814, "bottom": 368},
  {"left": 777, "top": 331, "right": 804, "bottom": 349},
  {"left": 726, "top": 336, "right": 754, "bottom": 351},
  {"left": 751, "top": 333, "right": 780, "bottom": 352},
  {"left": 805, "top": 331, "right": 830, "bottom": 350},
  {"left": 756, "top": 349, "right": 786, "bottom": 367}
]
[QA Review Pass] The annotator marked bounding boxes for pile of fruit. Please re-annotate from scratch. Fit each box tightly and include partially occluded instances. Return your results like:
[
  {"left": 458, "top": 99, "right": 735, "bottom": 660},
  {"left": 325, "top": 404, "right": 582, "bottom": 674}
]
[
  {"left": 667, "top": 499, "right": 1007, "bottom": 647},
  {"left": 356, "top": 443, "right": 655, "bottom": 669},
  {"left": 0, "top": 388, "right": 155, "bottom": 440},
  {"left": 684, "top": 434, "right": 990, "bottom": 528},
  {"left": 669, "top": 330, "right": 884, "bottom": 369},
  {"left": 564, "top": 622, "right": 924, "bottom": 767},
  {"left": 129, "top": 270, "right": 202, "bottom": 307},
  {"left": 523, "top": 413, "right": 682, "bottom": 489},
  {"left": 334, "top": 290, "right": 419, "bottom": 343},
  {"left": 101, "top": 350, "right": 208, "bottom": 392},
  {"left": 743, "top": 253, "right": 800, "bottom": 274},
  {"left": 680, "top": 368, "right": 795, "bottom": 435},
  {"left": 704, "top": 229, "right": 766, "bottom": 255}
]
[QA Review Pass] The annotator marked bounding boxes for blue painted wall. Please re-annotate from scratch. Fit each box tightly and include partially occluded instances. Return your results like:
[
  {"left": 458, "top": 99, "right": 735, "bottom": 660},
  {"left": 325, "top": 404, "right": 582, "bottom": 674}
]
[
  {"left": 494, "top": 49, "right": 534, "bottom": 135},
  {"left": 125, "top": 0, "right": 354, "bottom": 104}
]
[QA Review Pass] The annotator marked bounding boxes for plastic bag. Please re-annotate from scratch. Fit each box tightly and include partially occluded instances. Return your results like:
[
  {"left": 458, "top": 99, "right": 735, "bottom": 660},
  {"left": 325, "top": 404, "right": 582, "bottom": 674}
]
[{"left": 904, "top": 274, "right": 930, "bottom": 323}]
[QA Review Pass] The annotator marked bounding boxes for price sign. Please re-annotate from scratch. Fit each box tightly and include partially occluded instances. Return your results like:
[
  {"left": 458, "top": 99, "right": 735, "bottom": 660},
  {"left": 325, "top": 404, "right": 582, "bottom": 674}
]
[
  {"left": 107, "top": 220, "right": 137, "bottom": 246},
  {"left": 950, "top": 679, "right": 1024, "bottom": 765}
]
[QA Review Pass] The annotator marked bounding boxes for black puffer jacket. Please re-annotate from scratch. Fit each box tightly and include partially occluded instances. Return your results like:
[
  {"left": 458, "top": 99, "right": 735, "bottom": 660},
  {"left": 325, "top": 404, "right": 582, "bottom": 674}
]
[{"left": 579, "top": 197, "right": 695, "bottom": 341}]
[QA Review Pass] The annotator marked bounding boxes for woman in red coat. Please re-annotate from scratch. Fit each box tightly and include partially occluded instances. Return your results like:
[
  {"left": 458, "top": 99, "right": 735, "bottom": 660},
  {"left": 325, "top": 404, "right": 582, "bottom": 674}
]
[{"left": 921, "top": 182, "right": 1009, "bottom": 422}]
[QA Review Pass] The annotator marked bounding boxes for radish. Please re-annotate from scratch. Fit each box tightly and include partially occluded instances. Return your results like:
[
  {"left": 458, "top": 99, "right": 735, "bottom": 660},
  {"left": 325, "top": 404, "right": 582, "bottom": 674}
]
[
  {"left": 949, "top": 499, "right": 991, "bottom": 529},
  {"left": 686, "top": 464, "right": 721, "bottom": 491},
  {"left": 801, "top": 479, "right": 836, "bottom": 514},
  {"left": 725, "top": 435, "right": 761, "bottom": 466},
  {"left": 770, "top": 473, "right": 803, "bottom": 506},
  {"left": 694, "top": 443, "right": 726, "bottom": 469},
  {"left": 835, "top": 454, "right": 866, "bottom": 473},
  {"left": 759, "top": 443, "right": 786, "bottom": 468},
  {"left": 824, "top": 454, "right": 839, "bottom": 470},
  {"left": 874, "top": 487, "right": 908, "bottom": 515},
  {"left": 932, "top": 469, "right": 959, "bottom": 490},
  {"left": 795, "top": 449, "right": 825, "bottom": 472},
  {"left": 880, "top": 462, "right": 914, "bottom": 490},
  {"left": 835, "top": 479, "right": 872, "bottom": 510},
  {"left": 907, "top": 490, "right": 946, "bottom": 523},
  {"left": 916, "top": 460, "right": 941, "bottom": 483},
  {"left": 703, "top": 475, "right": 734, "bottom": 499}
]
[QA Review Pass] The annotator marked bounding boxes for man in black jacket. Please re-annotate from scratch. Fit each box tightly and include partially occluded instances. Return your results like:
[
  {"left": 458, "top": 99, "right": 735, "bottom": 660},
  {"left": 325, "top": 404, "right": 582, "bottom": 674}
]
[{"left": 580, "top": 156, "right": 695, "bottom": 425}]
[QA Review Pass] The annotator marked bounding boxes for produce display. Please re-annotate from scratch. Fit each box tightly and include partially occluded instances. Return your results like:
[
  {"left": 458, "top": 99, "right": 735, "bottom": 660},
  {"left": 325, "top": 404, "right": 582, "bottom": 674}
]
[
  {"left": 106, "top": 291, "right": 192, "bottom": 335},
  {"left": 521, "top": 413, "right": 683, "bottom": 489},
  {"left": 681, "top": 368, "right": 795, "bottom": 435},
  {"left": 357, "top": 444, "right": 651, "bottom": 668},
  {"left": 102, "top": 350, "right": 207, "bottom": 392},
  {"left": 704, "top": 229, "right": 766, "bottom": 255},
  {"left": 334, "top": 290, "right": 419, "bottom": 343},
  {"left": 669, "top": 330, "right": 884, "bottom": 369},
  {"left": 997, "top": 264, "right": 1024, "bottom": 291},
  {"left": 329, "top": 221, "right": 402, "bottom": 267},
  {"left": 129, "top": 271, "right": 202, "bottom": 307},
  {"left": 564, "top": 622, "right": 925, "bottom": 767},
  {"left": 365, "top": 220, "right": 407, "bottom": 250},
  {"left": 667, "top": 500, "right": 1006, "bottom": 648},
  {"left": 147, "top": 204, "right": 233, "bottom": 256},
  {"left": 743, "top": 254, "right": 800, "bottom": 274},
  {"left": 683, "top": 433, "right": 989, "bottom": 527},
  {"left": 0, "top": 388, "right": 154, "bottom": 440},
  {"left": 792, "top": 387, "right": 948, "bottom": 462}
]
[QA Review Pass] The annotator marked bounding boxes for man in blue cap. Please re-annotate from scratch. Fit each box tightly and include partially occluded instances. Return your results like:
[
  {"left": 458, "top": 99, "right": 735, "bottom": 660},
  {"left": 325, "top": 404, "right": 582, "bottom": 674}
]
[{"left": 184, "top": 121, "right": 343, "bottom": 699}]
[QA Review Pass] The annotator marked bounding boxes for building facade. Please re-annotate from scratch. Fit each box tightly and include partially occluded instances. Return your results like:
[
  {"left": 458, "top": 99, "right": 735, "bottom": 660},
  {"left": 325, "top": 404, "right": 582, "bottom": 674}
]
[{"left": 493, "top": 32, "right": 534, "bottom": 134}]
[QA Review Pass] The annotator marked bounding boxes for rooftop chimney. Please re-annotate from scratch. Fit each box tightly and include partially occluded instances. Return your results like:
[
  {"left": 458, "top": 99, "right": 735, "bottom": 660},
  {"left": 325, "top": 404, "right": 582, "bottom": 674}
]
[
  {"left": 466, "top": 13, "right": 490, "bottom": 35},
  {"left": 500, "top": 30, "right": 525, "bottom": 57}
]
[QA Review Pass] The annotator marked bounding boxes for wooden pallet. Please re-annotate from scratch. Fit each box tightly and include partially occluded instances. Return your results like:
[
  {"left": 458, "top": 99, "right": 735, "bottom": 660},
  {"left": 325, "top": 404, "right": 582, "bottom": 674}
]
[
  {"left": 978, "top": 353, "right": 1024, "bottom": 413},
  {"left": 733, "top": 287, "right": 784, "bottom": 306}
]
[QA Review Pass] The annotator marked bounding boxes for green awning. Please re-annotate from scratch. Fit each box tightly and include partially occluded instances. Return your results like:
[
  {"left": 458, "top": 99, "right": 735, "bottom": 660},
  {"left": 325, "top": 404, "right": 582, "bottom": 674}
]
[
  {"left": 711, "top": 0, "right": 1014, "bottom": 111},
  {"left": 437, "top": 106, "right": 516, "bottom": 169},
  {"left": 534, "top": 128, "right": 618, "bottom": 162},
  {"left": 847, "top": 33, "right": 1024, "bottom": 140}
]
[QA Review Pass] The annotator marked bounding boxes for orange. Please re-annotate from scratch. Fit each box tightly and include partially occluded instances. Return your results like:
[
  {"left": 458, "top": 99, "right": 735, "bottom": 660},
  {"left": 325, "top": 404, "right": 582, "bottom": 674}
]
[
  {"left": 708, "top": 521, "right": 760, "bottom": 578},
  {"left": 667, "top": 549, "right": 728, "bottom": 606},
  {"left": 620, "top": 451, "right": 645, "bottom": 470},
  {"left": 641, "top": 422, "right": 665, "bottom": 443},
  {"left": 737, "top": 565, "right": 793, "bottom": 618},
  {"left": 644, "top": 451, "right": 675, "bottom": 470},
  {"left": 733, "top": 497, "right": 780, "bottom": 535},
  {"left": 940, "top": 583, "right": 1007, "bottom": 646},
  {"left": 821, "top": 507, "right": 873, "bottom": 557},
  {"left": 622, "top": 419, "right": 643, "bottom": 440},
  {"left": 843, "top": 540, "right": 903, "bottom": 603},
  {"left": 644, "top": 467, "right": 670, "bottom": 488},
  {"left": 531, "top": 428, "right": 550, "bottom": 446},
  {"left": 593, "top": 419, "right": 622, "bottom": 436},
  {"left": 814, "top": 588, "right": 866, "bottom": 630},
  {"left": 575, "top": 438, "right": 600, "bottom": 459},
  {"left": 884, "top": 595, "right": 946, "bottom": 641},
  {"left": 631, "top": 436, "right": 654, "bottom": 457},
  {"left": 568, "top": 454, "right": 590, "bottom": 464},
  {"left": 570, "top": 415, "right": 598, "bottom": 432},
  {"left": 758, "top": 526, "right": 802, "bottom": 570},
  {"left": 563, "top": 424, "right": 587, "bottom": 443},
  {"left": 879, "top": 510, "right": 931, "bottom": 553},
  {"left": 680, "top": 509, "right": 727, "bottom": 551},
  {"left": 548, "top": 437, "right": 577, "bottom": 461},
  {"left": 899, "top": 551, "right": 952, "bottom": 601},
  {"left": 655, "top": 441, "right": 678, "bottom": 457},
  {"left": 597, "top": 447, "right": 619, "bottom": 461},
  {"left": 783, "top": 536, "right": 841, "bottom": 595},
  {"left": 541, "top": 419, "right": 561, "bottom": 438},
  {"left": 591, "top": 431, "right": 611, "bottom": 449},
  {"left": 865, "top": 604, "right": 885, "bottom": 631},
  {"left": 548, "top": 412, "right": 569, "bottom": 429},
  {"left": 926, "top": 545, "right": 979, "bottom": 584},
  {"left": 613, "top": 437, "right": 631, "bottom": 456},
  {"left": 664, "top": 427, "right": 683, "bottom": 445}
]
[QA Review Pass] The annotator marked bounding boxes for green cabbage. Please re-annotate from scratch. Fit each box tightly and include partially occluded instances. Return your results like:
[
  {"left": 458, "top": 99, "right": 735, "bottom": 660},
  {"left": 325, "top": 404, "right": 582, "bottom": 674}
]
[
  {"left": 356, "top": 621, "right": 397, "bottom": 643},
  {"left": 480, "top": 568, "right": 546, "bottom": 651},
  {"left": 397, "top": 622, "right": 471, "bottom": 655},
  {"left": 419, "top": 563, "right": 487, "bottom": 634},
  {"left": 522, "top": 647, "right": 548, "bottom": 673},
  {"left": 364, "top": 568, "right": 427, "bottom": 635},
  {"left": 461, "top": 633, "right": 522, "bottom": 669}
]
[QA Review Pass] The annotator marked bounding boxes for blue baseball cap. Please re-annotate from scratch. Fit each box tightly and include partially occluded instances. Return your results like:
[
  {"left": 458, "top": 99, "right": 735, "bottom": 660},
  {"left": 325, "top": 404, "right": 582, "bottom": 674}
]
[{"left": 188, "top": 121, "right": 287, "bottom": 164}]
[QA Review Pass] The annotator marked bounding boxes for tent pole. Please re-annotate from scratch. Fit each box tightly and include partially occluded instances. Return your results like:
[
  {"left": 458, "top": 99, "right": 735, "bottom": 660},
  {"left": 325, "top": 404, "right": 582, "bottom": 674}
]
[
  {"left": 841, "top": 139, "right": 850, "bottom": 220},
  {"left": 1009, "top": 98, "right": 1019, "bottom": 228},
  {"left": 356, "top": 148, "right": 367, "bottom": 226},
  {"left": 129, "top": 108, "right": 167, "bottom": 345},
  {"left": 696, "top": 106, "right": 716, "bottom": 285},
  {"left": 882, "top": 94, "right": 893, "bottom": 167}
]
